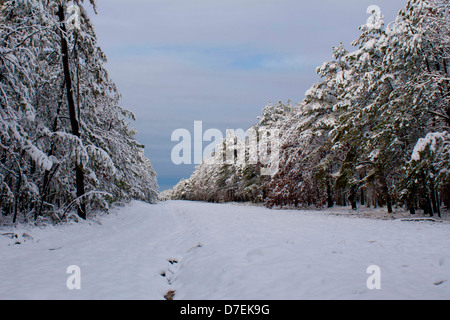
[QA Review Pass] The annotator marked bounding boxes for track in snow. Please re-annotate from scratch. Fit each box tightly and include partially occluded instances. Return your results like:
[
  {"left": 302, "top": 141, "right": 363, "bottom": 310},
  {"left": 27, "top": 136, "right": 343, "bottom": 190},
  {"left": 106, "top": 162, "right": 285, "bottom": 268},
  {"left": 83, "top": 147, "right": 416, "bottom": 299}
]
[{"left": 0, "top": 200, "right": 449, "bottom": 300}]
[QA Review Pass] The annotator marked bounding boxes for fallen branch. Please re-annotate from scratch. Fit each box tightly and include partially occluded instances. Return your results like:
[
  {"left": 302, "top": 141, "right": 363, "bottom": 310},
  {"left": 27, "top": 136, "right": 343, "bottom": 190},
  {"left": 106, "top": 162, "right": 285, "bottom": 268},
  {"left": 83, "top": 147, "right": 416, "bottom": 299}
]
[{"left": 61, "top": 191, "right": 113, "bottom": 219}]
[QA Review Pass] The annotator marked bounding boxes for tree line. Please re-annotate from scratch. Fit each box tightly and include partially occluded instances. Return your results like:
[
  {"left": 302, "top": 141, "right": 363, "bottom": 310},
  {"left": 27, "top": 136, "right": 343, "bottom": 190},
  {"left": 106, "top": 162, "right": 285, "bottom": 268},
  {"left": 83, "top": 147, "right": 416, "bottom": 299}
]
[{"left": 167, "top": 0, "right": 449, "bottom": 217}]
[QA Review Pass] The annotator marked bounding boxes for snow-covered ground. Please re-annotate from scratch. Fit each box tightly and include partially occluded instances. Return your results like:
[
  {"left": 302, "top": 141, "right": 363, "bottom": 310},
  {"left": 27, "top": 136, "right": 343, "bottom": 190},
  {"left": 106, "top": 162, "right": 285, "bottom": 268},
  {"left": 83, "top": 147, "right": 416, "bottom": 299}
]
[{"left": 0, "top": 200, "right": 449, "bottom": 300}]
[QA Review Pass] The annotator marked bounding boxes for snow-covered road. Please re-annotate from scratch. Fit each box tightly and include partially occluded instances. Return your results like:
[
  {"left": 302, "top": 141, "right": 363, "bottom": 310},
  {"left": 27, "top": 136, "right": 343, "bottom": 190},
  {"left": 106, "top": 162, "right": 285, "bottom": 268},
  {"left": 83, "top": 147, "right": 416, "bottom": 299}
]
[{"left": 0, "top": 201, "right": 449, "bottom": 300}]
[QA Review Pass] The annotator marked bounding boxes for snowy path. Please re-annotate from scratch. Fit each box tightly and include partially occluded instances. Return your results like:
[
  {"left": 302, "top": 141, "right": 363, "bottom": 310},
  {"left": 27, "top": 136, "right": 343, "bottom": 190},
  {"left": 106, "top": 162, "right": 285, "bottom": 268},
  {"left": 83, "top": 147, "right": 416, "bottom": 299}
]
[{"left": 0, "top": 200, "right": 449, "bottom": 300}]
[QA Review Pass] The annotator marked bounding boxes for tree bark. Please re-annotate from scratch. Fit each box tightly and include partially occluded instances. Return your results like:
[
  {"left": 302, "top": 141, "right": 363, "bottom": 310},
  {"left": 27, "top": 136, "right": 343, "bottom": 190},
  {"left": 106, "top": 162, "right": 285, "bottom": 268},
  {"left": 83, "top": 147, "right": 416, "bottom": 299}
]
[
  {"left": 429, "top": 182, "right": 441, "bottom": 218},
  {"left": 327, "top": 179, "right": 333, "bottom": 208},
  {"left": 349, "top": 185, "right": 357, "bottom": 210},
  {"left": 57, "top": 5, "right": 86, "bottom": 220},
  {"left": 380, "top": 176, "right": 393, "bottom": 214},
  {"left": 435, "top": 190, "right": 441, "bottom": 218},
  {"left": 12, "top": 165, "right": 22, "bottom": 224}
]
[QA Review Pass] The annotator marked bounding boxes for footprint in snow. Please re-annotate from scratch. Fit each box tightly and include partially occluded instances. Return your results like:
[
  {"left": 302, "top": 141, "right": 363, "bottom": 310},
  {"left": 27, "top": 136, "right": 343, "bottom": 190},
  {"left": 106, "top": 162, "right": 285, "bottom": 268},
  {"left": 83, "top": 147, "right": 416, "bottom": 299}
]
[
  {"left": 161, "top": 259, "right": 180, "bottom": 300},
  {"left": 161, "top": 244, "right": 204, "bottom": 300}
]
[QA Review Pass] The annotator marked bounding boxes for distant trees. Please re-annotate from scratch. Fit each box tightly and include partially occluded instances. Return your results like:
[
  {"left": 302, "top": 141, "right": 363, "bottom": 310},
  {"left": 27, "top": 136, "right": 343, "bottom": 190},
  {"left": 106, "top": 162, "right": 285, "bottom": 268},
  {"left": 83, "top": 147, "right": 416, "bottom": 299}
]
[
  {"left": 0, "top": 0, "right": 158, "bottom": 223},
  {"left": 168, "top": 0, "right": 449, "bottom": 216}
]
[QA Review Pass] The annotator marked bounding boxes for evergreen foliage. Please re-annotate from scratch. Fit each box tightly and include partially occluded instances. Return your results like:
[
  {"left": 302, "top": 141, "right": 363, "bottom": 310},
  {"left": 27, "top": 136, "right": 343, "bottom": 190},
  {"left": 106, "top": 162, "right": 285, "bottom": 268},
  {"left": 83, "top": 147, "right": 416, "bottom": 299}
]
[
  {"left": 168, "top": 0, "right": 449, "bottom": 216},
  {"left": 0, "top": 0, "right": 158, "bottom": 223}
]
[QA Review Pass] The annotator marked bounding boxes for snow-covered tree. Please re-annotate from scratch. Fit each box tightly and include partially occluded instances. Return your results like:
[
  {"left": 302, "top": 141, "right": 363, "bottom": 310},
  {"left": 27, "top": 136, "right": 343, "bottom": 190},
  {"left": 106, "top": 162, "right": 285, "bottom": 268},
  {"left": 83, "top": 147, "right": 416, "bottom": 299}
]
[
  {"left": 169, "top": 0, "right": 450, "bottom": 216},
  {"left": 264, "top": 47, "right": 345, "bottom": 208},
  {"left": 168, "top": 101, "right": 292, "bottom": 203},
  {"left": 323, "top": 0, "right": 449, "bottom": 213},
  {"left": 0, "top": 0, "right": 158, "bottom": 223}
]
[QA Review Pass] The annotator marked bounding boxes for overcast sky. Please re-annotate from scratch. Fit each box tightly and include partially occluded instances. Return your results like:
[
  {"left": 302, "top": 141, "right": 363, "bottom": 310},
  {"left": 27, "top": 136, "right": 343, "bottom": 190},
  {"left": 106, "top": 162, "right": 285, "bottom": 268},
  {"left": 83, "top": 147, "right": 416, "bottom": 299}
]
[{"left": 86, "top": 0, "right": 407, "bottom": 191}]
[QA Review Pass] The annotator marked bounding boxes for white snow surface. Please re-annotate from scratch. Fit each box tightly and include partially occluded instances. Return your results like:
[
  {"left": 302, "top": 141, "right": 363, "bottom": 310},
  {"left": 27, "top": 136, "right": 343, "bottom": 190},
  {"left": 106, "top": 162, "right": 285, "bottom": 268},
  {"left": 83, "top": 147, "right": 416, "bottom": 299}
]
[
  {"left": 411, "top": 131, "right": 448, "bottom": 161},
  {"left": 0, "top": 200, "right": 449, "bottom": 300}
]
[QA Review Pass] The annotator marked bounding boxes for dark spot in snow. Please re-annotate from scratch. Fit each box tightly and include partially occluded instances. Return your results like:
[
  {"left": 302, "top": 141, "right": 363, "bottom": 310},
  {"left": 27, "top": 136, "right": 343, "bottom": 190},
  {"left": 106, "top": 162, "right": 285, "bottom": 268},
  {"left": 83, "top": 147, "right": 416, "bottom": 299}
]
[{"left": 164, "top": 290, "right": 176, "bottom": 300}]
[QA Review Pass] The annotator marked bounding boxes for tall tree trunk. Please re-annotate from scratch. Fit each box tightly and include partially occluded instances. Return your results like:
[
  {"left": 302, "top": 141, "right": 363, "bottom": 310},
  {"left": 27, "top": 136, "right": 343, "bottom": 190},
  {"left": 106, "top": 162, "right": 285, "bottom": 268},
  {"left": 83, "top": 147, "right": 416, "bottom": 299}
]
[
  {"left": 327, "top": 179, "right": 333, "bottom": 208},
  {"left": 385, "top": 191, "right": 393, "bottom": 214},
  {"left": 57, "top": 5, "right": 86, "bottom": 220},
  {"left": 426, "top": 196, "right": 434, "bottom": 217},
  {"left": 380, "top": 175, "right": 393, "bottom": 214},
  {"left": 435, "top": 190, "right": 441, "bottom": 218},
  {"left": 359, "top": 173, "right": 365, "bottom": 206},
  {"left": 12, "top": 165, "right": 22, "bottom": 224},
  {"left": 407, "top": 190, "right": 416, "bottom": 215},
  {"left": 430, "top": 183, "right": 438, "bottom": 217},
  {"left": 349, "top": 185, "right": 357, "bottom": 210},
  {"left": 429, "top": 181, "right": 441, "bottom": 218}
]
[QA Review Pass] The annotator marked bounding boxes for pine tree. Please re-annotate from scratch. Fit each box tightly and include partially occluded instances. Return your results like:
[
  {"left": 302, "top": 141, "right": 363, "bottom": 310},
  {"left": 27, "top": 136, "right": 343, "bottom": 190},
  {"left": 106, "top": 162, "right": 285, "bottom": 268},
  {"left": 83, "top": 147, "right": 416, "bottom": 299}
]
[
  {"left": 168, "top": 0, "right": 449, "bottom": 216},
  {"left": 0, "top": 0, "right": 158, "bottom": 223}
]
